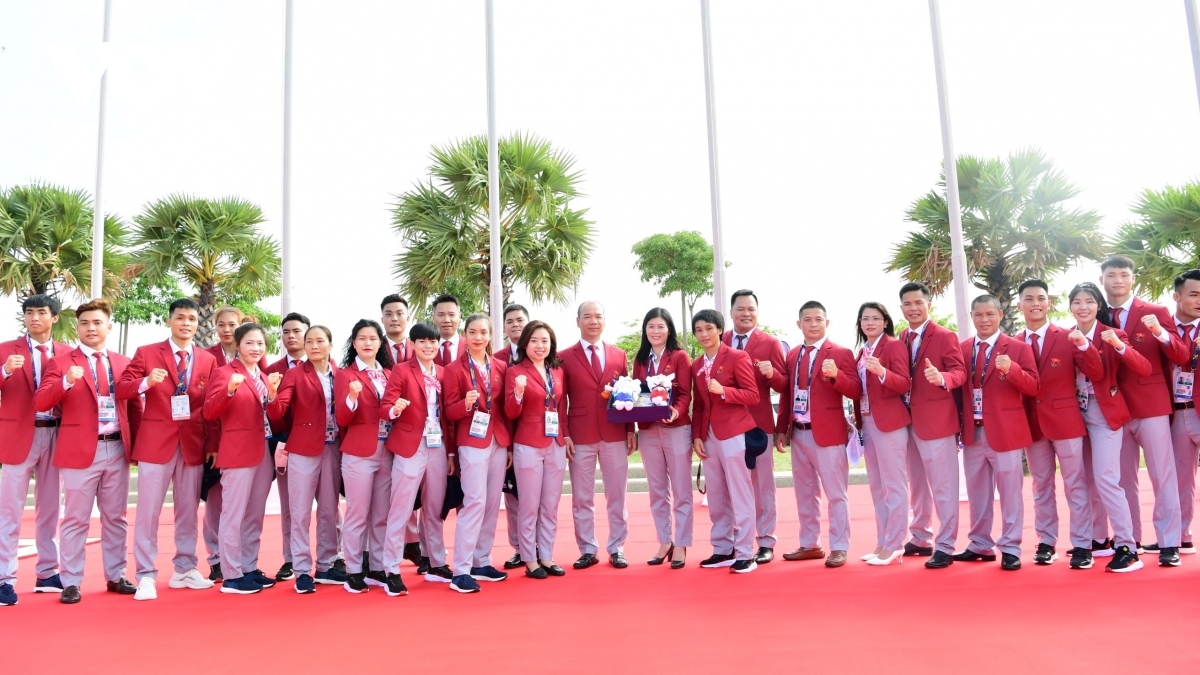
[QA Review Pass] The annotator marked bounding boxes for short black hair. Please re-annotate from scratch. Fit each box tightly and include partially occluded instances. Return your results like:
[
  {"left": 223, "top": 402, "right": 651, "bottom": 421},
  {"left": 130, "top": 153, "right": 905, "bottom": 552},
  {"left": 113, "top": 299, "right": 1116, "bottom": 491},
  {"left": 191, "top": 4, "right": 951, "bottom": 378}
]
[
  {"left": 380, "top": 294, "right": 408, "bottom": 311},
  {"left": 22, "top": 294, "right": 61, "bottom": 316},
  {"left": 233, "top": 322, "right": 266, "bottom": 345},
  {"left": 730, "top": 289, "right": 757, "bottom": 307},
  {"left": 432, "top": 294, "right": 459, "bottom": 309},
  {"left": 281, "top": 312, "right": 311, "bottom": 328},
  {"left": 168, "top": 297, "right": 200, "bottom": 318},
  {"left": 503, "top": 304, "right": 529, "bottom": 320},
  {"left": 899, "top": 282, "right": 931, "bottom": 301},
  {"left": 1017, "top": 279, "right": 1048, "bottom": 297},
  {"left": 799, "top": 300, "right": 826, "bottom": 317},
  {"left": 692, "top": 309, "right": 724, "bottom": 333},
  {"left": 409, "top": 321, "right": 439, "bottom": 342},
  {"left": 971, "top": 294, "right": 1002, "bottom": 311},
  {"left": 1100, "top": 255, "right": 1135, "bottom": 272},
  {"left": 1174, "top": 269, "right": 1200, "bottom": 291}
]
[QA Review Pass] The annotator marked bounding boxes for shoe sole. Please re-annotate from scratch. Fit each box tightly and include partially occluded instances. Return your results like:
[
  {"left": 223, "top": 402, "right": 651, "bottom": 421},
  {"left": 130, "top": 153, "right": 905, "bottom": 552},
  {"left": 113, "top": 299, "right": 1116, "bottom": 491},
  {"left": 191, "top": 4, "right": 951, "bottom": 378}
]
[
  {"left": 730, "top": 562, "right": 758, "bottom": 574},
  {"left": 133, "top": 591, "right": 157, "bottom": 601},
  {"left": 364, "top": 577, "right": 387, "bottom": 588},
  {"left": 700, "top": 560, "right": 736, "bottom": 568},
  {"left": 1070, "top": 560, "right": 1095, "bottom": 569},
  {"left": 470, "top": 574, "right": 507, "bottom": 582},
  {"left": 168, "top": 580, "right": 214, "bottom": 590},
  {"left": 424, "top": 574, "right": 453, "bottom": 583},
  {"left": 1180, "top": 547, "right": 1196, "bottom": 555},
  {"left": 385, "top": 588, "right": 409, "bottom": 597},
  {"left": 342, "top": 583, "right": 368, "bottom": 594},
  {"left": 275, "top": 574, "right": 295, "bottom": 582},
  {"left": 254, "top": 581, "right": 276, "bottom": 589},
  {"left": 33, "top": 587, "right": 63, "bottom": 593},
  {"left": 1159, "top": 559, "right": 1182, "bottom": 567},
  {"left": 0, "top": 600, "right": 16, "bottom": 606},
  {"left": 449, "top": 583, "right": 480, "bottom": 594},
  {"left": 1106, "top": 560, "right": 1144, "bottom": 573},
  {"left": 294, "top": 587, "right": 316, "bottom": 594},
  {"left": 1092, "top": 550, "right": 1115, "bottom": 558},
  {"left": 219, "top": 587, "right": 261, "bottom": 594},
  {"left": 313, "top": 577, "right": 345, "bottom": 585},
  {"left": 1033, "top": 554, "right": 1058, "bottom": 565}
]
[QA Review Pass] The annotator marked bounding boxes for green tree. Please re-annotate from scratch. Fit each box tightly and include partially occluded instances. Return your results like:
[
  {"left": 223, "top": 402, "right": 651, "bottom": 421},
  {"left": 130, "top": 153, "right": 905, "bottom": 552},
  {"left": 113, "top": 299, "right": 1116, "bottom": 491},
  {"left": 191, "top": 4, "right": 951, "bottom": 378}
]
[
  {"left": 0, "top": 182, "right": 129, "bottom": 341},
  {"left": 390, "top": 132, "right": 594, "bottom": 316},
  {"left": 111, "top": 272, "right": 184, "bottom": 354},
  {"left": 131, "top": 194, "right": 281, "bottom": 347},
  {"left": 631, "top": 231, "right": 714, "bottom": 330},
  {"left": 1109, "top": 180, "right": 1200, "bottom": 299},
  {"left": 885, "top": 148, "right": 1103, "bottom": 334}
]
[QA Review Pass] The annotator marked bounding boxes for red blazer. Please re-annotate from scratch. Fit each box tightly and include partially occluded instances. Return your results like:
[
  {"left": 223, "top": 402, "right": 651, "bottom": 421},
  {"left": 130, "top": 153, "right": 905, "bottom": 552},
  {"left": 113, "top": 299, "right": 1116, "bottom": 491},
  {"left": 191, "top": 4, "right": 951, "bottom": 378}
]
[
  {"left": 1077, "top": 326, "right": 1152, "bottom": 430},
  {"left": 559, "top": 342, "right": 632, "bottom": 445},
  {"left": 204, "top": 343, "right": 236, "bottom": 366},
  {"left": 267, "top": 361, "right": 337, "bottom": 457},
  {"left": 386, "top": 338, "right": 415, "bottom": 365},
  {"left": 35, "top": 348, "right": 142, "bottom": 469},
  {"left": 775, "top": 340, "right": 862, "bottom": 447},
  {"left": 504, "top": 360, "right": 569, "bottom": 449},
  {"left": 852, "top": 334, "right": 911, "bottom": 433},
  {"left": 116, "top": 340, "right": 217, "bottom": 466},
  {"left": 444, "top": 354, "right": 511, "bottom": 450},
  {"left": 691, "top": 344, "right": 759, "bottom": 442},
  {"left": 631, "top": 348, "right": 692, "bottom": 429},
  {"left": 380, "top": 359, "right": 449, "bottom": 459},
  {"left": 433, "top": 336, "right": 469, "bottom": 367},
  {"left": 900, "top": 321, "right": 968, "bottom": 441},
  {"left": 334, "top": 361, "right": 391, "bottom": 458},
  {"left": 0, "top": 337, "right": 70, "bottom": 464},
  {"left": 723, "top": 328, "right": 787, "bottom": 432},
  {"left": 1115, "top": 298, "right": 1192, "bottom": 419},
  {"left": 263, "top": 355, "right": 304, "bottom": 436},
  {"left": 956, "top": 334, "right": 1040, "bottom": 452},
  {"left": 1021, "top": 325, "right": 1096, "bottom": 442},
  {"left": 202, "top": 361, "right": 270, "bottom": 469}
]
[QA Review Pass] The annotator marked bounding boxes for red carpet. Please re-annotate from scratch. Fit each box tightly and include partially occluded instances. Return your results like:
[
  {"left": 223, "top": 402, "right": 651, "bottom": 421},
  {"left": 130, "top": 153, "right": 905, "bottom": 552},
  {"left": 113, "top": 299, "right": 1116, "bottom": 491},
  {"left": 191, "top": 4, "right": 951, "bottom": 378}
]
[{"left": 6, "top": 473, "right": 1198, "bottom": 673}]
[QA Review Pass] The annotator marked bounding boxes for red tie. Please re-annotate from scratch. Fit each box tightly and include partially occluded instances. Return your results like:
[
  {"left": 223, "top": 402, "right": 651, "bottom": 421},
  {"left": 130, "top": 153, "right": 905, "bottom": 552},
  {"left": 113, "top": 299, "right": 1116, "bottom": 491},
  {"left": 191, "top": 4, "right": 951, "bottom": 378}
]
[
  {"left": 394, "top": 343, "right": 403, "bottom": 364},
  {"left": 176, "top": 351, "right": 189, "bottom": 394},
  {"left": 975, "top": 342, "right": 989, "bottom": 387},
  {"left": 287, "top": 358, "right": 296, "bottom": 369},
  {"left": 440, "top": 341, "right": 451, "bottom": 365},
  {"left": 1110, "top": 307, "right": 1124, "bottom": 329},
  {"left": 1029, "top": 333, "right": 1040, "bottom": 362},
  {"left": 735, "top": 334, "right": 746, "bottom": 350},
  {"left": 93, "top": 352, "right": 110, "bottom": 397},
  {"left": 798, "top": 346, "right": 811, "bottom": 389},
  {"left": 589, "top": 345, "right": 603, "bottom": 380},
  {"left": 1183, "top": 324, "right": 1196, "bottom": 372}
]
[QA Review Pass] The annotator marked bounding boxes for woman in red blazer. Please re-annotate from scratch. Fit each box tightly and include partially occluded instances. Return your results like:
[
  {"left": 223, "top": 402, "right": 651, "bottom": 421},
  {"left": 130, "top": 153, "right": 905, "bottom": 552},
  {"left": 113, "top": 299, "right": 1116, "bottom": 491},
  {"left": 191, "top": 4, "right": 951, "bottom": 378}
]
[
  {"left": 851, "top": 303, "right": 912, "bottom": 566},
  {"left": 266, "top": 325, "right": 343, "bottom": 592},
  {"left": 333, "top": 319, "right": 395, "bottom": 592},
  {"left": 1068, "top": 283, "right": 1152, "bottom": 571},
  {"left": 205, "top": 306, "right": 243, "bottom": 366},
  {"left": 441, "top": 314, "right": 512, "bottom": 591},
  {"left": 630, "top": 308, "right": 693, "bottom": 569},
  {"left": 203, "top": 322, "right": 280, "bottom": 594},
  {"left": 504, "top": 320, "right": 570, "bottom": 579}
]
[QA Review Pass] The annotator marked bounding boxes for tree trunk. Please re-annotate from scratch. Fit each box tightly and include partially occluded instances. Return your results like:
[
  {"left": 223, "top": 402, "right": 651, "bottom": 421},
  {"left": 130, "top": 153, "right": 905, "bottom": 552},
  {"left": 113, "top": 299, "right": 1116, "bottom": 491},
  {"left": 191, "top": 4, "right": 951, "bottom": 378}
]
[
  {"left": 196, "top": 281, "right": 217, "bottom": 348},
  {"left": 120, "top": 318, "right": 129, "bottom": 355},
  {"left": 680, "top": 291, "right": 688, "bottom": 335}
]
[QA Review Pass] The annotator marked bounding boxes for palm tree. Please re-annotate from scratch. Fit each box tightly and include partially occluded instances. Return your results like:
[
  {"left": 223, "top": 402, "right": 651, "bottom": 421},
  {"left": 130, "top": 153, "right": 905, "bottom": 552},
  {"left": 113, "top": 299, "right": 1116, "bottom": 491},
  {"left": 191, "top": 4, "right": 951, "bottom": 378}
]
[
  {"left": 0, "top": 182, "right": 129, "bottom": 341},
  {"left": 132, "top": 194, "right": 281, "bottom": 347},
  {"left": 1109, "top": 180, "right": 1200, "bottom": 299},
  {"left": 885, "top": 148, "right": 1104, "bottom": 334},
  {"left": 391, "top": 132, "right": 595, "bottom": 313}
]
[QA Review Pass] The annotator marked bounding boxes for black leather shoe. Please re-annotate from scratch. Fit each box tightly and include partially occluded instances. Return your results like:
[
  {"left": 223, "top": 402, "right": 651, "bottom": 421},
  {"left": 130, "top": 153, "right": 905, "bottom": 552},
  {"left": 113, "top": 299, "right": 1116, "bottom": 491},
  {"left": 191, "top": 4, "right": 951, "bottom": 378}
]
[
  {"left": 208, "top": 563, "right": 223, "bottom": 582},
  {"left": 573, "top": 553, "right": 599, "bottom": 570},
  {"left": 753, "top": 547, "right": 774, "bottom": 564},
  {"left": 60, "top": 586, "right": 81, "bottom": 604},
  {"left": 1001, "top": 553, "right": 1021, "bottom": 570},
  {"left": 951, "top": 549, "right": 997, "bottom": 562},
  {"left": 403, "top": 543, "right": 422, "bottom": 566},
  {"left": 924, "top": 551, "right": 954, "bottom": 569},
  {"left": 610, "top": 553, "right": 628, "bottom": 569},
  {"left": 524, "top": 566, "right": 548, "bottom": 580},
  {"left": 904, "top": 542, "right": 934, "bottom": 557},
  {"left": 648, "top": 545, "right": 674, "bottom": 566},
  {"left": 502, "top": 552, "right": 523, "bottom": 570},
  {"left": 106, "top": 577, "right": 137, "bottom": 594},
  {"left": 540, "top": 563, "right": 566, "bottom": 577}
]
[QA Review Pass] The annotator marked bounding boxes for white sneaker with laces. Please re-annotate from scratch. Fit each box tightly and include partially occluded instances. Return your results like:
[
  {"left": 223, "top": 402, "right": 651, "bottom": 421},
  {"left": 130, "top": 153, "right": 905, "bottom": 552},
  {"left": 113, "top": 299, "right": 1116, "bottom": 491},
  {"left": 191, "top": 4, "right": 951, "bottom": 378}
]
[
  {"left": 133, "top": 577, "right": 157, "bottom": 601},
  {"left": 169, "top": 569, "right": 215, "bottom": 590}
]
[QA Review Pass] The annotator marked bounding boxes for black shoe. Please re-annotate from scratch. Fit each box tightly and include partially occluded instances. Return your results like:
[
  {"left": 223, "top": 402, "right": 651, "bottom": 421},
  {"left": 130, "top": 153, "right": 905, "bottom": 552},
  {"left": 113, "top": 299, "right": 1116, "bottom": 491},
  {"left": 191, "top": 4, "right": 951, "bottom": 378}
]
[
  {"left": 924, "top": 550, "right": 954, "bottom": 569},
  {"left": 331, "top": 558, "right": 347, "bottom": 575},
  {"left": 573, "top": 553, "right": 599, "bottom": 570},
  {"left": 700, "top": 553, "right": 735, "bottom": 568},
  {"left": 60, "top": 586, "right": 81, "bottom": 604},
  {"left": 1001, "top": 553, "right": 1021, "bottom": 571},
  {"left": 248, "top": 569, "right": 276, "bottom": 589},
  {"left": 540, "top": 563, "right": 566, "bottom": 577},
  {"left": 1105, "top": 545, "right": 1143, "bottom": 573},
  {"left": 503, "top": 552, "right": 523, "bottom": 570},
  {"left": 343, "top": 572, "right": 369, "bottom": 593},
  {"left": 314, "top": 567, "right": 348, "bottom": 585},
  {"left": 753, "top": 547, "right": 774, "bottom": 564},
  {"left": 208, "top": 563, "right": 223, "bottom": 582},
  {"left": 274, "top": 562, "right": 294, "bottom": 581},
  {"left": 951, "top": 549, "right": 996, "bottom": 562},
  {"left": 384, "top": 573, "right": 408, "bottom": 597},
  {"left": 524, "top": 565, "right": 548, "bottom": 580},
  {"left": 403, "top": 543, "right": 422, "bottom": 566},
  {"left": 1033, "top": 543, "right": 1056, "bottom": 565},
  {"left": 294, "top": 574, "right": 315, "bottom": 594},
  {"left": 730, "top": 559, "right": 758, "bottom": 574},
  {"left": 1091, "top": 538, "right": 1114, "bottom": 557},
  {"left": 1159, "top": 547, "right": 1181, "bottom": 567},
  {"left": 1069, "top": 548, "right": 1094, "bottom": 569},
  {"left": 365, "top": 570, "right": 389, "bottom": 588},
  {"left": 424, "top": 565, "right": 454, "bottom": 583},
  {"left": 904, "top": 542, "right": 934, "bottom": 557},
  {"left": 106, "top": 577, "right": 137, "bottom": 594},
  {"left": 610, "top": 553, "right": 628, "bottom": 569},
  {"left": 416, "top": 556, "right": 430, "bottom": 576},
  {"left": 1143, "top": 542, "right": 1162, "bottom": 552},
  {"left": 648, "top": 545, "right": 674, "bottom": 566}
]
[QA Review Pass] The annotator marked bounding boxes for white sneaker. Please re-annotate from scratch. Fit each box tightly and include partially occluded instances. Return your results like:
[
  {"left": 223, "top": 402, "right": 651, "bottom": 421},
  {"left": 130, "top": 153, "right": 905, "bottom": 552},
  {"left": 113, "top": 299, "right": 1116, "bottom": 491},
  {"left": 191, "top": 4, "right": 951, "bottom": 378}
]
[
  {"left": 133, "top": 577, "right": 157, "bottom": 601},
  {"left": 169, "top": 569, "right": 215, "bottom": 590}
]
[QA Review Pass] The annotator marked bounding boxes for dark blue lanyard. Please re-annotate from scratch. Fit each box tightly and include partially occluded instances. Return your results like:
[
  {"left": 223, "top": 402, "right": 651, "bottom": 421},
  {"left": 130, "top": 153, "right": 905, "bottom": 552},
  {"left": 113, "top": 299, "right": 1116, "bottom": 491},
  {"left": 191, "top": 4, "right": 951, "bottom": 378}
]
[
  {"left": 86, "top": 352, "right": 115, "bottom": 396},
  {"left": 468, "top": 358, "right": 491, "bottom": 412},
  {"left": 543, "top": 366, "right": 556, "bottom": 411},
  {"left": 971, "top": 341, "right": 995, "bottom": 384}
]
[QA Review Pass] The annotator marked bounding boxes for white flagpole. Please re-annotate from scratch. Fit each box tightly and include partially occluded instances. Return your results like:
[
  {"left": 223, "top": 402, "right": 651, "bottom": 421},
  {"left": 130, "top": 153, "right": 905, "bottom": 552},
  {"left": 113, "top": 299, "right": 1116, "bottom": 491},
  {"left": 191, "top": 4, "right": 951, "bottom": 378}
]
[
  {"left": 927, "top": 0, "right": 971, "bottom": 340},
  {"left": 90, "top": 0, "right": 113, "bottom": 300},
  {"left": 486, "top": 0, "right": 504, "bottom": 350},
  {"left": 1186, "top": 0, "right": 1200, "bottom": 114},
  {"left": 700, "top": 0, "right": 728, "bottom": 319},
  {"left": 281, "top": 0, "right": 295, "bottom": 317}
]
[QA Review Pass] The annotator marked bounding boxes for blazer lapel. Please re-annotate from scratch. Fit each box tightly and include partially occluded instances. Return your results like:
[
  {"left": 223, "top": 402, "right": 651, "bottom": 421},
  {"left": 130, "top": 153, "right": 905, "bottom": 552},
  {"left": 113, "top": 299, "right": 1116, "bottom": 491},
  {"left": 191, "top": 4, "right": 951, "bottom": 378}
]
[
  {"left": 77, "top": 350, "right": 99, "bottom": 401},
  {"left": 1038, "top": 328, "right": 1056, "bottom": 369},
  {"left": 161, "top": 342, "right": 180, "bottom": 389},
  {"left": 576, "top": 345, "right": 600, "bottom": 385},
  {"left": 984, "top": 338, "right": 1005, "bottom": 384}
]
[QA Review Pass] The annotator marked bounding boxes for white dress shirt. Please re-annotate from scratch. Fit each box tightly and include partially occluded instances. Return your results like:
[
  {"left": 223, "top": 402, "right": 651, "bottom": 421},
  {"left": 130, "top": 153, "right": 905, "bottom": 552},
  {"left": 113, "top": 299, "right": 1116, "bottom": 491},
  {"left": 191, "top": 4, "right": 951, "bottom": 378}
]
[{"left": 64, "top": 343, "right": 117, "bottom": 435}]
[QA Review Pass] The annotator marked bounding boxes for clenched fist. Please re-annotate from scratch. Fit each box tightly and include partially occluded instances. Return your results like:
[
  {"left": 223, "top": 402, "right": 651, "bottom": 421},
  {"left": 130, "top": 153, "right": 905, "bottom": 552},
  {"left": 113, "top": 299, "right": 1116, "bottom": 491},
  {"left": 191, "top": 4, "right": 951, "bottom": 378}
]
[
  {"left": 464, "top": 390, "right": 480, "bottom": 409},
  {"left": 227, "top": 373, "right": 246, "bottom": 395},
  {"left": 708, "top": 378, "right": 725, "bottom": 396},
  {"left": 147, "top": 368, "right": 169, "bottom": 387},
  {"left": 821, "top": 359, "right": 838, "bottom": 379},
  {"left": 347, "top": 380, "right": 362, "bottom": 400},
  {"left": 65, "top": 365, "right": 85, "bottom": 384},
  {"left": 266, "top": 372, "right": 283, "bottom": 397},
  {"left": 3, "top": 354, "right": 25, "bottom": 375},
  {"left": 391, "top": 397, "right": 410, "bottom": 416},
  {"left": 1068, "top": 329, "right": 1087, "bottom": 347},
  {"left": 756, "top": 361, "right": 774, "bottom": 379},
  {"left": 513, "top": 374, "right": 527, "bottom": 398},
  {"left": 864, "top": 356, "right": 886, "bottom": 378},
  {"left": 1141, "top": 313, "right": 1164, "bottom": 336},
  {"left": 1101, "top": 329, "right": 1123, "bottom": 350},
  {"left": 994, "top": 354, "right": 1011, "bottom": 373}
]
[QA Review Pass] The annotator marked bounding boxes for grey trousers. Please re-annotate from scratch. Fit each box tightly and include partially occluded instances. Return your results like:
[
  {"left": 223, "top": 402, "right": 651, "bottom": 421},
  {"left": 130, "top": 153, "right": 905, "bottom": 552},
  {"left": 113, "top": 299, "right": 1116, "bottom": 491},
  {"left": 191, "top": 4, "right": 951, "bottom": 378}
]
[
  {"left": 791, "top": 428, "right": 850, "bottom": 552},
  {"left": 0, "top": 427, "right": 59, "bottom": 585},
  {"left": 1120, "top": 415, "right": 1181, "bottom": 547},
  {"left": 906, "top": 432, "right": 960, "bottom": 554},
  {"left": 287, "top": 444, "right": 343, "bottom": 575},
  {"left": 568, "top": 440, "right": 629, "bottom": 556},
  {"left": 452, "top": 440, "right": 507, "bottom": 575},
  {"left": 60, "top": 439, "right": 129, "bottom": 587},
  {"left": 341, "top": 441, "right": 392, "bottom": 575},
  {"left": 703, "top": 431, "right": 755, "bottom": 560},
  {"left": 1083, "top": 397, "right": 1135, "bottom": 548},
  {"left": 640, "top": 424, "right": 695, "bottom": 547},
  {"left": 513, "top": 442, "right": 567, "bottom": 563},
  {"left": 382, "top": 442, "right": 428, "bottom": 575},
  {"left": 961, "top": 428, "right": 1024, "bottom": 557},
  {"left": 217, "top": 446, "right": 274, "bottom": 580},
  {"left": 751, "top": 427, "right": 778, "bottom": 549},
  {"left": 135, "top": 445, "right": 203, "bottom": 579},
  {"left": 1026, "top": 436, "right": 1090, "bottom": 550},
  {"left": 1172, "top": 411, "right": 1200, "bottom": 543},
  {"left": 203, "top": 481, "right": 222, "bottom": 568},
  {"left": 862, "top": 416, "right": 909, "bottom": 551}
]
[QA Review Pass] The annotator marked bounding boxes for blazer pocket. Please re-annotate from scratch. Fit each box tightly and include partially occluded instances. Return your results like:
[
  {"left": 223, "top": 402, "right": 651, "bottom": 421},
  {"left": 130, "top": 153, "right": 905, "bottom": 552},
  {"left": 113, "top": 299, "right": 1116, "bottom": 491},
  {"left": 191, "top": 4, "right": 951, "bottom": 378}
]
[
  {"left": 397, "top": 421, "right": 415, "bottom": 432},
  {"left": 1052, "top": 398, "right": 1077, "bottom": 409},
  {"left": 1138, "top": 375, "right": 1165, "bottom": 386},
  {"left": 568, "top": 407, "right": 588, "bottom": 418}
]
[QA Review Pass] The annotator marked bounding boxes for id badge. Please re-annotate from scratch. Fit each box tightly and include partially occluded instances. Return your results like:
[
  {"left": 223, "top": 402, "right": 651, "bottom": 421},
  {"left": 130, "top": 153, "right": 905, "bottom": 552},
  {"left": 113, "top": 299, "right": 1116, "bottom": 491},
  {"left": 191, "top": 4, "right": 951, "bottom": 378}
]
[
  {"left": 263, "top": 413, "right": 272, "bottom": 437},
  {"left": 1076, "top": 386, "right": 1089, "bottom": 412},
  {"left": 378, "top": 419, "right": 392, "bottom": 441},
  {"left": 1175, "top": 370, "right": 1195, "bottom": 402},
  {"left": 469, "top": 410, "right": 491, "bottom": 438},
  {"left": 972, "top": 388, "right": 983, "bottom": 416},
  {"left": 171, "top": 394, "right": 191, "bottom": 421},
  {"left": 902, "top": 392, "right": 911, "bottom": 406},
  {"left": 860, "top": 395, "right": 870, "bottom": 415},
  {"left": 544, "top": 410, "right": 560, "bottom": 438},
  {"left": 325, "top": 415, "right": 338, "bottom": 444},
  {"left": 793, "top": 390, "right": 809, "bottom": 416},
  {"left": 96, "top": 395, "right": 117, "bottom": 423},
  {"left": 425, "top": 419, "right": 443, "bottom": 448}
]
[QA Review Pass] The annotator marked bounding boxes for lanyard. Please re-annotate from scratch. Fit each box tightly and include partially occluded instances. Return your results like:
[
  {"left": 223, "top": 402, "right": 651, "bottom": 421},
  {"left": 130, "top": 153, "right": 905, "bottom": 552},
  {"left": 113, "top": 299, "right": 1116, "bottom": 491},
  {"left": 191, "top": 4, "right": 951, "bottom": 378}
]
[
  {"left": 971, "top": 340, "right": 995, "bottom": 384},
  {"left": 317, "top": 368, "right": 335, "bottom": 416},
  {"left": 543, "top": 366, "right": 556, "bottom": 411},
  {"left": 174, "top": 353, "right": 190, "bottom": 396},
  {"left": 86, "top": 351, "right": 115, "bottom": 396},
  {"left": 795, "top": 347, "right": 814, "bottom": 391},
  {"left": 26, "top": 335, "right": 49, "bottom": 386},
  {"left": 468, "top": 358, "right": 491, "bottom": 412}
]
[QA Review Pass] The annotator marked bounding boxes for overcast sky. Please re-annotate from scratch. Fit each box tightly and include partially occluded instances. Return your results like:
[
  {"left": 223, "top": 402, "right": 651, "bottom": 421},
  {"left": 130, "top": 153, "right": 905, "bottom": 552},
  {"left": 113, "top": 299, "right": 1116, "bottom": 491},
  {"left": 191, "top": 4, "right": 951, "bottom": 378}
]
[{"left": 2, "top": 0, "right": 1199, "bottom": 353}]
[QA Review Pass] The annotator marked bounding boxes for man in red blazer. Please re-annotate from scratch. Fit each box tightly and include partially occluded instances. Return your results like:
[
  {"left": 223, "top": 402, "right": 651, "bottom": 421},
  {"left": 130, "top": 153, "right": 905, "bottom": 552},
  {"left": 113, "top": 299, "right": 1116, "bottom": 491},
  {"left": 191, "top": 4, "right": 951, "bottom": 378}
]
[
  {"left": 500, "top": 303, "right": 529, "bottom": 569},
  {"left": 1017, "top": 280, "right": 1097, "bottom": 566},
  {"left": 201, "top": 305, "right": 242, "bottom": 580},
  {"left": 724, "top": 290, "right": 787, "bottom": 564},
  {"left": 1169, "top": 270, "right": 1200, "bottom": 556},
  {"left": 561, "top": 301, "right": 636, "bottom": 569},
  {"left": 0, "top": 294, "right": 69, "bottom": 605},
  {"left": 381, "top": 294, "right": 420, "bottom": 567},
  {"left": 34, "top": 299, "right": 141, "bottom": 603},
  {"left": 953, "top": 296, "right": 1040, "bottom": 571},
  {"left": 117, "top": 298, "right": 219, "bottom": 600},
  {"left": 773, "top": 301, "right": 861, "bottom": 568},
  {"left": 1101, "top": 256, "right": 1189, "bottom": 561},
  {"left": 897, "top": 282, "right": 968, "bottom": 569}
]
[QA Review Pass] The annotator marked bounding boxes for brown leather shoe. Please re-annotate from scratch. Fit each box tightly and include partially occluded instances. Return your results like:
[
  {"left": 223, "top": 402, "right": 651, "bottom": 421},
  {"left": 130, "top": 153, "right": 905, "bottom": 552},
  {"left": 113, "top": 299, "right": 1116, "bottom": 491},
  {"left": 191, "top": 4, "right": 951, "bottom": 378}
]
[
  {"left": 782, "top": 547, "right": 825, "bottom": 561},
  {"left": 825, "top": 550, "right": 848, "bottom": 567}
]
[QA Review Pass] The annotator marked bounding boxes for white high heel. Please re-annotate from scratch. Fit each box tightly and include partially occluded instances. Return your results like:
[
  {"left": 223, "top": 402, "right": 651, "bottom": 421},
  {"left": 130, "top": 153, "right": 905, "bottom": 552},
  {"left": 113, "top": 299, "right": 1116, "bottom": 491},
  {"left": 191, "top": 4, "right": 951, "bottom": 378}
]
[
  {"left": 867, "top": 549, "right": 903, "bottom": 566},
  {"left": 860, "top": 552, "right": 878, "bottom": 561}
]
